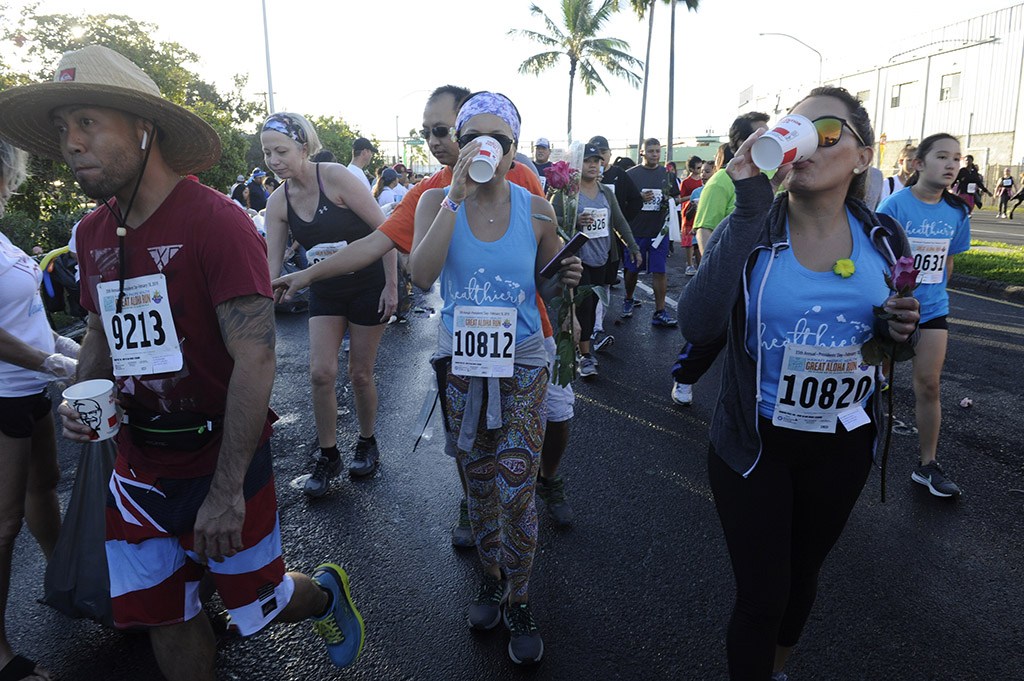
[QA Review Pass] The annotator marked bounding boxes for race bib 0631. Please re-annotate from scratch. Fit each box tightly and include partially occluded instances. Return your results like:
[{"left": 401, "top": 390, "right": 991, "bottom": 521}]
[
  {"left": 97, "top": 274, "right": 182, "bottom": 377},
  {"left": 908, "top": 237, "right": 949, "bottom": 285}
]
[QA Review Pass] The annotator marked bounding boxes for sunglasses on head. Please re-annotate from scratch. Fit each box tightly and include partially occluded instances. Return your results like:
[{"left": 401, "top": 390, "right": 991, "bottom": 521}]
[
  {"left": 812, "top": 116, "right": 867, "bottom": 148},
  {"left": 421, "top": 125, "right": 456, "bottom": 140},
  {"left": 457, "top": 132, "right": 515, "bottom": 155}
]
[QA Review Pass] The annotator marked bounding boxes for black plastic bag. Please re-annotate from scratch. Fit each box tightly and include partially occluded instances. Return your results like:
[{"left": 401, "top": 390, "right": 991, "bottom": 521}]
[{"left": 43, "top": 439, "right": 115, "bottom": 627}]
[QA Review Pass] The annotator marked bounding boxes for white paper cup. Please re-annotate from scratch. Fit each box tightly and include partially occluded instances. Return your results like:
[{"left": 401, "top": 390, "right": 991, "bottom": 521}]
[
  {"left": 751, "top": 114, "right": 818, "bottom": 170},
  {"left": 468, "top": 136, "right": 504, "bottom": 183},
  {"left": 62, "top": 379, "right": 119, "bottom": 441}
]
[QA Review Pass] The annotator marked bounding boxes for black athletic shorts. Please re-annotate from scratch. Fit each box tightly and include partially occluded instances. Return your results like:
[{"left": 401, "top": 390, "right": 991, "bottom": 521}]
[
  {"left": 919, "top": 315, "right": 949, "bottom": 331},
  {"left": 0, "top": 390, "right": 52, "bottom": 439},
  {"left": 308, "top": 281, "right": 386, "bottom": 325}
]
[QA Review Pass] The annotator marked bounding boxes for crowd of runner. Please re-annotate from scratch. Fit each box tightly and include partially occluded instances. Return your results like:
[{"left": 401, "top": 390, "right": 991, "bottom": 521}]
[{"left": 0, "top": 45, "right": 974, "bottom": 681}]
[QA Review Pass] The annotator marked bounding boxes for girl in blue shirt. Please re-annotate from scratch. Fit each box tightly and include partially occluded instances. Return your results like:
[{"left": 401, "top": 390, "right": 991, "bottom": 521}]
[{"left": 877, "top": 133, "right": 971, "bottom": 498}]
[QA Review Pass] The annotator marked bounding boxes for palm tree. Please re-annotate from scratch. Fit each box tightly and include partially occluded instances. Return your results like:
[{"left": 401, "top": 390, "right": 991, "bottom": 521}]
[
  {"left": 510, "top": 0, "right": 643, "bottom": 144},
  {"left": 628, "top": 0, "right": 700, "bottom": 161}
]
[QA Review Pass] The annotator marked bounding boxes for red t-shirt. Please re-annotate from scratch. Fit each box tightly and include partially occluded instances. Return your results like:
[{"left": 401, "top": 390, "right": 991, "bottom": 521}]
[
  {"left": 680, "top": 176, "right": 703, "bottom": 230},
  {"left": 77, "top": 180, "right": 275, "bottom": 478},
  {"left": 377, "top": 164, "right": 554, "bottom": 337}
]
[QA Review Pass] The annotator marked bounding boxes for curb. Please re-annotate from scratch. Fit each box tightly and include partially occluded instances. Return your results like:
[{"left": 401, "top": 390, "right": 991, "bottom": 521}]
[{"left": 950, "top": 274, "right": 1024, "bottom": 304}]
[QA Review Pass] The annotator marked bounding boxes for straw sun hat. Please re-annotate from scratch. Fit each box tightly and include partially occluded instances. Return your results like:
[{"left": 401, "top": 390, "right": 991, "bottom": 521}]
[{"left": 0, "top": 45, "right": 221, "bottom": 174}]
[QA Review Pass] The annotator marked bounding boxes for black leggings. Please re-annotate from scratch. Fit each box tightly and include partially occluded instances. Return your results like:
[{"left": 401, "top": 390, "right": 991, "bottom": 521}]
[
  {"left": 578, "top": 262, "right": 613, "bottom": 344},
  {"left": 708, "top": 417, "right": 875, "bottom": 680}
]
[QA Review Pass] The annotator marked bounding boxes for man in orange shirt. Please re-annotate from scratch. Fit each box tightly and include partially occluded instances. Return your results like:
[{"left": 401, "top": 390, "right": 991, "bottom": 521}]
[{"left": 272, "top": 85, "right": 582, "bottom": 535}]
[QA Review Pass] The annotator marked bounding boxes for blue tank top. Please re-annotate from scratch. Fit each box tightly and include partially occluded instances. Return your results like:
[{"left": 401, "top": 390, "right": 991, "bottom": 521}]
[{"left": 440, "top": 182, "right": 541, "bottom": 343}]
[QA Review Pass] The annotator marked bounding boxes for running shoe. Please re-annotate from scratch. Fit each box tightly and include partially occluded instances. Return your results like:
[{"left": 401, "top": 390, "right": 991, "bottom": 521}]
[
  {"left": 348, "top": 437, "right": 380, "bottom": 478},
  {"left": 579, "top": 355, "right": 598, "bottom": 379},
  {"left": 311, "top": 563, "right": 365, "bottom": 668},
  {"left": 621, "top": 299, "right": 635, "bottom": 318},
  {"left": 685, "top": 265, "right": 698, "bottom": 276},
  {"left": 304, "top": 454, "right": 343, "bottom": 498},
  {"left": 592, "top": 331, "right": 615, "bottom": 353},
  {"left": 468, "top": 573, "right": 505, "bottom": 630},
  {"left": 451, "top": 498, "right": 474, "bottom": 548},
  {"left": 911, "top": 461, "right": 962, "bottom": 497},
  {"left": 651, "top": 310, "right": 678, "bottom": 327},
  {"left": 671, "top": 382, "right": 693, "bottom": 406},
  {"left": 771, "top": 673, "right": 790, "bottom": 681},
  {"left": 504, "top": 601, "right": 544, "bottom": 664},
  {"left": 536, "top": 475, "right": 574, "bottom": 528}
]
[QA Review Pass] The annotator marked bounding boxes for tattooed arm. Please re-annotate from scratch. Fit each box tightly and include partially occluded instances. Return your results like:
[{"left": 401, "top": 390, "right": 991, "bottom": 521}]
[{"left": 193, "top": 294, "right": 276, "bottom": 563}]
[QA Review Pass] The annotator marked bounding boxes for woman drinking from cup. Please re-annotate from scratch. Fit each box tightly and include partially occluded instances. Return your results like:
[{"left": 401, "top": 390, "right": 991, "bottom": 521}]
[
  {"left": 410, "top": 92, "right": 566, "bottom": 666},
  {"left": 262, "top": 113, "right": 398, "bottom": 497},
  {"left": 679, "top": 86, "right": 920, "bottom": 680},
  {"left": 0, "top": 141, "right": 79, "bottom": 681},
  {"left": 552, "top": 143, "right": 641, "bottom": 379}
]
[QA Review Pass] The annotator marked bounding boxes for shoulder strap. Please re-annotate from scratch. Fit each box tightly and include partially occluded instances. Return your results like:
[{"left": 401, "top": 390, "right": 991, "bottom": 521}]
[{"left": 887, "top": 176, "right": 895, "bottom": 193}]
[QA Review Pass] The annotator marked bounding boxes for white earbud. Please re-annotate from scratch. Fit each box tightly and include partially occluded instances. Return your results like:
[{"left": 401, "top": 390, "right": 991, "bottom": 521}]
[
  {"left": 141, "top": 130, "right": 148, "bottom": 150},
  {"left": 853, "top": 168, "right": 862, "bottom": 174}
]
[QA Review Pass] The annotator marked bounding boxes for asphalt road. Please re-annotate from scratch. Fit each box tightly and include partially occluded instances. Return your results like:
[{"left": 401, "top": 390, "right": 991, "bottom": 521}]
[
  {"left": 8, "top": 250, "right": 1024, "bottom": 681},
  {"left": 968, "top": 208, "right": 1024, "bottom": 245}
]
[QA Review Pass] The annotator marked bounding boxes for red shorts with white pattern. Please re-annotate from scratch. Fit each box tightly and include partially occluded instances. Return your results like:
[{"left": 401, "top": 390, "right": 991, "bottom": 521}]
[{"left": 104, "top": 442, "right": 293, "bottom": 634}]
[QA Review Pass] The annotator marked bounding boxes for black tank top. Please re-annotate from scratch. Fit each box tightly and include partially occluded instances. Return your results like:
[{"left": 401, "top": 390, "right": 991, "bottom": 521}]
[{"left": 285, "top": 163, "right": 384, "bottom": 293}]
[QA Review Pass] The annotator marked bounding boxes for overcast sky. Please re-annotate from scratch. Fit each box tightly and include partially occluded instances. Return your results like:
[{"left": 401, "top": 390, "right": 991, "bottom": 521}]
[{"left": 2, "top": 0, "right": 1018, "bottom": 151}]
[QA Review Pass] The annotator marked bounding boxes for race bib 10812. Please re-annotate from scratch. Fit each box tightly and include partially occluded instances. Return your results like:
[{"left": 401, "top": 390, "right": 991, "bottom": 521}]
[{"left": 452, "top": 306, "right": 516, "bottom": 378}]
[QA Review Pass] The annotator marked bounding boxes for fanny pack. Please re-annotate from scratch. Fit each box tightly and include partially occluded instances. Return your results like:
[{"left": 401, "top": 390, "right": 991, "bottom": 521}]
[{"left": 126, "top": 406, "right": 221, "bottom": 451}]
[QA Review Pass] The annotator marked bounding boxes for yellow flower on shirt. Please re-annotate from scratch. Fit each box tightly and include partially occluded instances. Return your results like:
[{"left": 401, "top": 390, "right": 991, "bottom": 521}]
[{"left": 833, "top": 258, "right": 856, "bottom": 278}]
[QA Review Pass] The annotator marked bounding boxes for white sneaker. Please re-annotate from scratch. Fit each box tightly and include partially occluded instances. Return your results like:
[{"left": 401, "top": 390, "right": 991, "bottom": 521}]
[
  {"left": 685, "top": 265, "right": 697, "bottom": 276},
  {"left": 671, "top": 382, "right": 693, "bottom": 406}
]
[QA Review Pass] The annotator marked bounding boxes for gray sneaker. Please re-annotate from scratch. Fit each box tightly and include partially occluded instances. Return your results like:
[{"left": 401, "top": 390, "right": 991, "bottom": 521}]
[
  {"left": 348, "top": 437, "right": 380, "bottom": 478},
  {"left": 592, "top": 331, "right": 615, "bottom": 353},
  {"left": 504, "top": 601, "right": 543, "bottom": 664},
  {"left": 536, "top": 475, "right": 574, "bottom": 528},
  {"left": 304, "top": 454, "right": 343, "bottom": 498},
  {"left": 579, "top": 355, "right": 598, "bottom": 379},
  {"left": 468, "top": 573, "right": 505, "bottom": 630},
  {"left": 911, "top": 461, "right": 962, "bottom": 497},
  {"left": 451, "top": 498, "right": 475, "bottom": 548}
]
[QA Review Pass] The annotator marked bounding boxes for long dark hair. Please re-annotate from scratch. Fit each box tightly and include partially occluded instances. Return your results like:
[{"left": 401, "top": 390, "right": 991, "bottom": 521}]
[
  {"left": 792, "top": 86, "right": 874, "bottom": 201},
  {"left": 904, "top": 133, "right": 969, "bottom": 214}
]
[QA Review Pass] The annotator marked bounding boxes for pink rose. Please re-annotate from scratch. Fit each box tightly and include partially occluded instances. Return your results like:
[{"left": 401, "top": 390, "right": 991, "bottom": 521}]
[
  {"left": 891, "top": 256, "right": 919, "bottom": 294},
  {"left": 543, "top": 160, "right": 573, "bottom": 190}
]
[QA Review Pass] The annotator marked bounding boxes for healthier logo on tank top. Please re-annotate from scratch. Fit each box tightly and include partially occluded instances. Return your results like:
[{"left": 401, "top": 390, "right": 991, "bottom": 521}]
[{"left": 147, "top": 244, "right": 183, "bottom": 272}]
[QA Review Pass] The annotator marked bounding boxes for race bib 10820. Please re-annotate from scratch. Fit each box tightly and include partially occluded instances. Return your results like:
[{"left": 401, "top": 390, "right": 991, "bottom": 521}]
[{"left": 772, "top": 344, "right": 874, "bottom": 433}]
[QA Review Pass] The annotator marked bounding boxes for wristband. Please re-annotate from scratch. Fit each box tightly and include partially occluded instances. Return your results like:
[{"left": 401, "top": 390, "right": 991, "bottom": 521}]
[{"left": 442, "top": 196, "right": 461, "bottom": 214}]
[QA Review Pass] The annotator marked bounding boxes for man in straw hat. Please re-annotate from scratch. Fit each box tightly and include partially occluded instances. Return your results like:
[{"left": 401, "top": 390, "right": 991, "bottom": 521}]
[{"left": 0, "top": 45, "right": 365, "bottom": 679}]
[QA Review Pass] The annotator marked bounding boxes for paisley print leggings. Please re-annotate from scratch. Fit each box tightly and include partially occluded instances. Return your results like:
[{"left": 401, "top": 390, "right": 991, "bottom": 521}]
[{"left": 446, "top": 365, "right": 548, "bottom": 600}]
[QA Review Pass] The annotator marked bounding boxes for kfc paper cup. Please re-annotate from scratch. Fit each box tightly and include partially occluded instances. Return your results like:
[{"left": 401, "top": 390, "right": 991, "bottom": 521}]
[
  {"left": 62, "top": 379, "right": 119, "bottom": 441},
  {"left": 751, "top": 114, "right": 818, "bottom": 170},
  {"left": 468, "top": 136, "right": 504, "bottom": 183}
]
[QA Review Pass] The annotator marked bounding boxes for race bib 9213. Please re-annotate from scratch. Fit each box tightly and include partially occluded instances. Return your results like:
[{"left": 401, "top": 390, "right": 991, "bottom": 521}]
[{"left": 97, "top": 274, "right": 182, "bottom": 377}]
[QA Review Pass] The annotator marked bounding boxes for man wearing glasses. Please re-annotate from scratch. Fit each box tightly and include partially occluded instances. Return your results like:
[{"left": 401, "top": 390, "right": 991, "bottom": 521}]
[{"left": 271, "top": 85, "right": 583, "bottom": 535}]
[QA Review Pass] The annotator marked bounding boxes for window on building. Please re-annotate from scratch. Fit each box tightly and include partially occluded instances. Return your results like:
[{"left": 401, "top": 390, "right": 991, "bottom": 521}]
[
  {"left": 857, "top": 90, "right": 871, "bottom": 104},
  {"left": 940, "top": 72, "right": 961, "bottom": 101},
  {"left": 891, "top": 83, "right": 903, "bottom": 108}
]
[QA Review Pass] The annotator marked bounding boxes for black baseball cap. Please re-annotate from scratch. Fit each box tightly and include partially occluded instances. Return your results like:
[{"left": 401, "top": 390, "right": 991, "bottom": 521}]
[
  {"left": 588, "top": 135, "right": 610, "bottom": 150},
  {"left": 583, "top": 144, "right": 602, "bottom": 160},
  {"left": 353, "top": 137, "right": 376, "bottom": 152}
]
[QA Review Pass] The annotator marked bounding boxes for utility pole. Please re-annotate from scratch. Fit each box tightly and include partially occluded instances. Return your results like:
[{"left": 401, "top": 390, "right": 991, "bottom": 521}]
[{"left": 262, "top": 0, "right": 275, "bottom": 114}]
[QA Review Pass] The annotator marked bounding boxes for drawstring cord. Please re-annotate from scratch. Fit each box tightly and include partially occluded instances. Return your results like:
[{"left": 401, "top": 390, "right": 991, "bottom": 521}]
[{"left": 101, "top": 131, "right": 154, "bottom": 313}]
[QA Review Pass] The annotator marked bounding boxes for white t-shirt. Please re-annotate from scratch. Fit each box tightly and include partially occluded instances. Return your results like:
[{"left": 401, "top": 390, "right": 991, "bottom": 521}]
[
  {"left": 377, "top": 187, "right": 398, "bottom": 207},
  {"left": 346, "top": 163, "right": 372, "bottom": 192},
  {"left": 0, "top": 232, "right": 55, "bottom": 396},
  {"left": 393, "top": 183, "right": 409, "bottom": 201},
  {"left": 879, "top": 175, "right": 906, "bottom": 203}
]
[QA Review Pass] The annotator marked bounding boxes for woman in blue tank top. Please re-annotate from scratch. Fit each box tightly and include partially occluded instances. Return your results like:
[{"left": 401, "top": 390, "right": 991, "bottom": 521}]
[
  {"left": 410, "top": 92, "right": 567, "bottom": 666},
  {"left": 262, "top": 112, "right": 398, "bottom": 497}
]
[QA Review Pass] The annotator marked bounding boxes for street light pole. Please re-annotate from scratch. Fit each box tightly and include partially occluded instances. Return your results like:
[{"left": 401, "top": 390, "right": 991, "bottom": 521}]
[
  {"left": 759, "top": 32, "right": 822, "bottom": 86},
  {"left": 262, "top": 0, "right": 275, "bottom": 113}
]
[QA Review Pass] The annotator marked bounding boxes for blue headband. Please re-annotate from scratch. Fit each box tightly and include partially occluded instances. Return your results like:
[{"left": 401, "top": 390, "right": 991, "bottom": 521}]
[
  {"left": 455, "top": 92, "right": 521, "bottom": 141},
  {"left": 262, "top": 114, "right": 307, "bottom": 145}
]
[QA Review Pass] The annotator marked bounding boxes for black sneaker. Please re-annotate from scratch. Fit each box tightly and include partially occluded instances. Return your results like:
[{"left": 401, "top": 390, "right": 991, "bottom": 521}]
[
  {"left": 451, "top": 498, "right": 475, "bottom": 549},
  {"left": 468, "top": 573, "right": 505, "bottom": 630},
  {"left": 536, "top": 475, "right": 573, "bottom": 528},
  {"left": 592, "top": 331, "right": 615, "bottom": 353},
  {"left": 304, "top": 454, "right": 343, "bottom": 498},
  {"left": 504, "top": 601, "right": 543, "bottom": 664},
  {"left": 348, "top": 437, "right": 380, "bottom": 478},
  {"left": 911, "top": 461, "right": 962, "bottom": 497}
]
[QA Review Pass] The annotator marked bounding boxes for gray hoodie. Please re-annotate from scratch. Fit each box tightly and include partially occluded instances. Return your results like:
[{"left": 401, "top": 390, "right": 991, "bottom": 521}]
[{"left": 678, "top": 174, "right": 916, "bottom": 477}]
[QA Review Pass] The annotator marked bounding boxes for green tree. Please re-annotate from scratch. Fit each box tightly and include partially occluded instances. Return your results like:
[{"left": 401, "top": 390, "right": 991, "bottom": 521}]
[
  {"left": 510, "top": 0, "right": 643, "bottom": 143},
  {"left": 627, "top": 0, "right": 700, "bottom": 161}
]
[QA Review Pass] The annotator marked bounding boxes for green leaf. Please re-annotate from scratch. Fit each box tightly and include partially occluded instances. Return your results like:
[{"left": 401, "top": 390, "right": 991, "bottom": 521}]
[
  {"left": 554, "top": 332, "right": 577, "bottom": 387},
  {"left": 892, "top": 343, "right": 917, "bottom": 362},
  {"left": 860, "top": 339, "right": 887, "bottom": 366}
]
